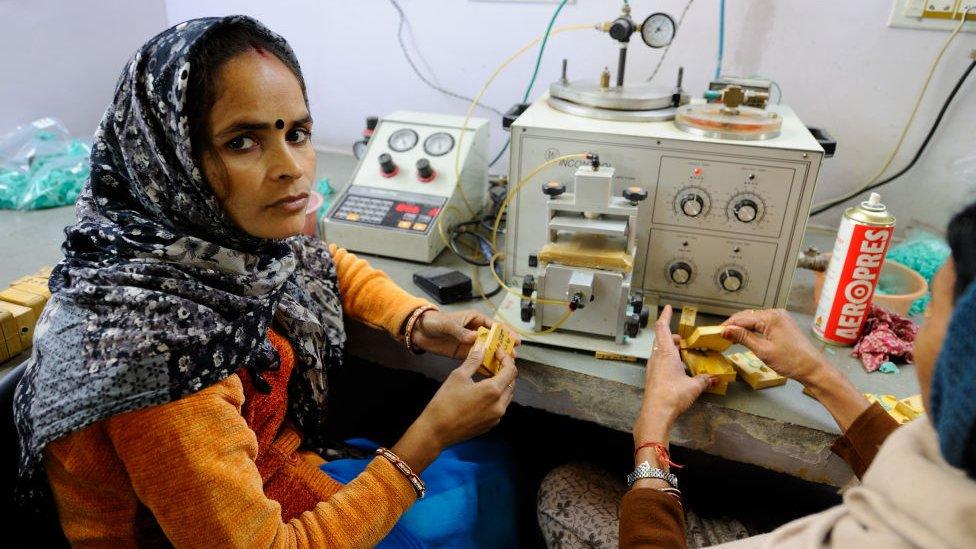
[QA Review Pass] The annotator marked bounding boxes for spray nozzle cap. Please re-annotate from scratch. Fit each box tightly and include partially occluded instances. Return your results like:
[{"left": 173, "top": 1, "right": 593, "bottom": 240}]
[{"left": 861, "top": 192, "right": 886, "bottom": 211}]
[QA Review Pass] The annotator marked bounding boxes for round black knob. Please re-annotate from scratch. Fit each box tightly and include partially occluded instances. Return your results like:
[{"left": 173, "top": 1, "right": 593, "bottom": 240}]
[
  {"left": 733, "top": 199, "right": 759, "bottom": 223},
  {"left": 520, "top": 298, "right": 534, "bottom": 322},
  {"left": 522, "top": 275, "right": 536, "bottom": 298},
  {"left": 416, "top": 158, "right": 434, "bottom": 180},
  {"left": 625, "top": 313, "right": 640, "bottom": 338},
  {"left": 630, "top": 294, "right": 644, "bottom": 315},
  {"left": 365, "top": 116, "right": 379, "bottom": 131},
  {"left": 378, "top": 153, "right": 397, "bottom": 176},
  {"left": 720, "top": 269, "right": 744, "bottom": 292},
  {"left": 623, "top": 186, "right": 648, "bottom": 203},
  {"left": 668, "top": 262, "right": 692, "bottom": 285},
  {"left": 680, "top": 193, "right": 705, "bottom": 217},
  {"left": 639, "top": 307, "right": 650, "bottom": 328},
  {"left": 542, "top": 180, "right": 566, "bottom": 198},
  {"left": 609, "top": 17, "right": 635, "bottom": 42}
]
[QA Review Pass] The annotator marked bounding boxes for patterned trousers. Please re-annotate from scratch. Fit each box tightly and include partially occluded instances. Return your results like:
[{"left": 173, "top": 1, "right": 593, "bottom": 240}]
[{"left": 537, "top": 462, "right": 752, "bottom": 548}]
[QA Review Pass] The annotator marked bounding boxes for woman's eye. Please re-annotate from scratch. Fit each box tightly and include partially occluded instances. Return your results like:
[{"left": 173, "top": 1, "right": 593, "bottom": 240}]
[
  {"left": 227, "top": 135, "right": 257, "bottom": 151},
  {"left": 287, "top": 128, "right": 310, "bottom": 144}
]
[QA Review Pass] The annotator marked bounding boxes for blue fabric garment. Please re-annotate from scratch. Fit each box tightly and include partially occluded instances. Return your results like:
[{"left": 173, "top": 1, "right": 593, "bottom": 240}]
[
  {"left": 321, "top": 437, "right": 517, "bottom": 548},
  {"left": 930, "top": 281, "right": 976, "bottom": 478}
]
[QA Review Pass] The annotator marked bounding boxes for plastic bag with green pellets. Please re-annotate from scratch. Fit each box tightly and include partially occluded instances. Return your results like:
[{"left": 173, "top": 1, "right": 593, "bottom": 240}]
[
  {"left": 0, "top": 118, "right": 90, "bottom": 210},
  {"left": 885, "top": 229, "right": 951, "bottom": 316}
]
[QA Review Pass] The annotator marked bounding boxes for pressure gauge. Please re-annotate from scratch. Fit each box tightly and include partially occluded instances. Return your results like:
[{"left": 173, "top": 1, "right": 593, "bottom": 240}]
[
  {"left": 640, "top": 13, "right": 676, "bottom": 48},
  {"left": 423, "top": 132, "right": 455, "bottom": 157},
  {"left": 387, "top": 128, "right": 418, "bottom": 152}
]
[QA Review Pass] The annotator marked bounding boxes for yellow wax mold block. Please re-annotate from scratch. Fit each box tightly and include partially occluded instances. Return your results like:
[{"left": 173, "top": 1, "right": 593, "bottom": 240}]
[
  {"left": 678, "top": 306, "right": 697, "bottom": 339},
  {"left": 0, "top": 301, "right": 35, "bottom": 348},
  {"left": 594, "top": 351, "right": 638, "bottom": 362},
  {"left": 900, "top": 394, "right": 924, "bottom": 414},
  {"left": 684, "top": 325, "right": 732, "bottom": 352},
  {"left": 474, "top": 324, "right": 516, "bottom": 377},
  {"left": 865, "top": 393, "right": 918, "bottom": 424},
  {"left": 12, "top": 281, "right": 52, "bottom": 299},
  {"left": 0, "top": 310, "right": 22, "bottom": 362},
  {"left": 0, "top": 287, "right": 47, "bottom": 319},
  {"left": 681, "top": 349, "right": 736, "bottom": 383},
  {"left": 894, "top": 399, "right": 922, "bottom": 422},
  {"left": 709, "top": 379, "right": 730, "bottom": 396},
  {"left": 538, "top": 233, "right": 634, "bottom": 273},
  {"left": 35, "top": 266, "right": 53, "bottom": 277},
  {"left": 727, "top": 351, "right": 786, "bottom": 390}
]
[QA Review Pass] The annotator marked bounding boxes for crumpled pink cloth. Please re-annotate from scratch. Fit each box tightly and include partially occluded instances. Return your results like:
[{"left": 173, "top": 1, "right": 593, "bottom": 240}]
[{"left": 851, "top": 304, "right": 918, "bottom": 372}]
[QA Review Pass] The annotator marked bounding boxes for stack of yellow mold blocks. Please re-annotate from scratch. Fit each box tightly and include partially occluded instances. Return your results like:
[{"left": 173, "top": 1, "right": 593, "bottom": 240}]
[
  {"left": 474, "top": 324, "right": 516, "bottom": 377},
  {"left": 0, "top": 266, "right": 52, "bottom": 364},
  {"left": 677, "top": 306, "right": 737, "bottom": 395},
  {"left": 865, "top": 393, "right": 925, "bottom": 424}
]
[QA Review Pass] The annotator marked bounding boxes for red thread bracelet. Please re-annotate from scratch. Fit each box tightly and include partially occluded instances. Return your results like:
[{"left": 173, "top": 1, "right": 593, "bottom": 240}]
[{"left": 634, "top": 441, "right": 683, "bottom": 469}]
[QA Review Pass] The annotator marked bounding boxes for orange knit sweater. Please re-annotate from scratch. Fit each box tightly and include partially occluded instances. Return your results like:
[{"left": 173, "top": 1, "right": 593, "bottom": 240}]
[{"left": 43, "top": 245, "right": 431, "bottom": 548}]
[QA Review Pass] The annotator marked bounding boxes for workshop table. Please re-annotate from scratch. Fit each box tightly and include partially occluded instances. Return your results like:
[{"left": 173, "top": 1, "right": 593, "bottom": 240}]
[{"left": 0, "top": 151, "right": 921, "bottom": 487}]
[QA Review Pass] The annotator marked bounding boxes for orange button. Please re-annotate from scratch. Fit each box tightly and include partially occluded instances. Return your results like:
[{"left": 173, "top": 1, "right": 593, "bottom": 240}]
[
  {"left": 397, "top": 220, "right": 412, "bottom": 229},
  {"left": 412, "top": 222, "right": 428, "bottom": 231},
  {"left": 347, "top": 213, "right": 360, "bottom": 221}
]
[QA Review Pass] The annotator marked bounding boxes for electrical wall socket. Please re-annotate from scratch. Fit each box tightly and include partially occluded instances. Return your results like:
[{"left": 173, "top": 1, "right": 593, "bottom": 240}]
[{"left": 890, "top": 0, "right": 976, "bottom": 31}]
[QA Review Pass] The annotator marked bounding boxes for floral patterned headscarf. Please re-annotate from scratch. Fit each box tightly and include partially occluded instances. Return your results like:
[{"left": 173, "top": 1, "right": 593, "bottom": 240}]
[{"left": 13, "top": 16, "right": 345, "bottom": 507}]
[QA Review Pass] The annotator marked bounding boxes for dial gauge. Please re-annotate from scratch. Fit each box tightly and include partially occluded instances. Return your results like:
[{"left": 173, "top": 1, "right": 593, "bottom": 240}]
[
  {"left": 641, "top": 13, "right": 676, "bottom": 48},
  {"left": 423, "top": 132, "right": 455, "bottom": 157},
  {"left": 387, "top": 128, "right": 418, "bottom": 152}
]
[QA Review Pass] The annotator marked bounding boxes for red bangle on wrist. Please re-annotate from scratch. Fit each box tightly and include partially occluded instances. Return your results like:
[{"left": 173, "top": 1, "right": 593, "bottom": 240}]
[{"left": 634, "top": 441, "right": 683, "bottom": 469}]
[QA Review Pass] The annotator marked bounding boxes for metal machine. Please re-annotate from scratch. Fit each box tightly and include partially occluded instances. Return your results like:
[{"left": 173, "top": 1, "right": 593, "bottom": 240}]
[
  {"left": 522, "top": 161, "right": 649, "bottom": 343},
  {"left": 506, "top": 6, "right": 826, "bottom": 338},
  {"left": 323, "top": 111, "right": 489, "bottom": 263}
]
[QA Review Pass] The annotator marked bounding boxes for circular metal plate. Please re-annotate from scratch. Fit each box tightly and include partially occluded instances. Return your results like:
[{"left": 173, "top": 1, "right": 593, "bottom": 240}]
[
  {"left": 674, "top": 104, "right": 782, "bottom": 141},
  {"left": 548, "top": 96, "right": 679, "bottom": 122},
  {"left": 550, "top": 79, "right": 678, "bottom": 111}
]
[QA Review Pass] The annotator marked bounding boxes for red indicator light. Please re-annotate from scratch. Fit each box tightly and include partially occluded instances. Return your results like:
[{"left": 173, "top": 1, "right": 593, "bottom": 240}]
[{"left": 693, "top": 167, "right": 702, "bottom": 177}]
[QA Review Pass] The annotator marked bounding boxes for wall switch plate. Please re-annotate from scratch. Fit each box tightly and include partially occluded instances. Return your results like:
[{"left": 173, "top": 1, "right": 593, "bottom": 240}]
[{"left": 890, "top": 0, "right": 976, "bottom": 31}]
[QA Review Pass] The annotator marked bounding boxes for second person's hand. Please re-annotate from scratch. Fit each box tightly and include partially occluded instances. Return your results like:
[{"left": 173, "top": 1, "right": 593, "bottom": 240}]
[
  {"left": 720, "top": 309, "right": 830, "bottom": 386},
  {"left": 634, "top": 305, "right": 714, "bottom": 446}
]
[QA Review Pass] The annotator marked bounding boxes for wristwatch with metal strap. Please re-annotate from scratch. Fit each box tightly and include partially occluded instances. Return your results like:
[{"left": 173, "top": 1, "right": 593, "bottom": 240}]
[{"left": 626, "top": 461, "right": 679, "bottom": 489}]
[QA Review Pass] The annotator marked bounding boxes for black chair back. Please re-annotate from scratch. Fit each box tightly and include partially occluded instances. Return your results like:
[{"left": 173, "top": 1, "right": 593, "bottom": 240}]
[{"left": 0, "top": 364, "right": 69, "bottom": 547}]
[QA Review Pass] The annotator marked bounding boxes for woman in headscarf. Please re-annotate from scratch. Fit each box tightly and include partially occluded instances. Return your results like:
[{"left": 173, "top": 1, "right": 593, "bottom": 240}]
[
  {"left": 14, "top": 16, "right": 518, "bottom": 547},
  {"left": 539, "top": 200, "right": 976, "bottom": 548}
]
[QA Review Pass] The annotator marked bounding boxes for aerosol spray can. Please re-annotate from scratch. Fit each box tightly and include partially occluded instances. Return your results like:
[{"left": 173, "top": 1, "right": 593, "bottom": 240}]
[{"left": 812, "top": 192, "right": 896, "bottom": 346}]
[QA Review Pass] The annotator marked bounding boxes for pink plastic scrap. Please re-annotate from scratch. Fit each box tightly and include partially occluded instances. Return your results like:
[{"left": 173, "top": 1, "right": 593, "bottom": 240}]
[{"left": 852, "top": 304, "right": 918, "bottom": 372}]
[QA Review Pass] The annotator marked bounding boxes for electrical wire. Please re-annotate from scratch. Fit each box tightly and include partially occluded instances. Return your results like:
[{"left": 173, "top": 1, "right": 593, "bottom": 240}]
[
  {"left": 715, "top": 0, "right": 725, "bottom": 80},
  {"left": 449, "top": 21, "right": 599, "bottom": 218},
  {"left": 387, "top": 0, "right": 504, "bottom": 117},
  {"left": 489, "top": 138, "right": 510, "bottom": 168},
  {"left": 810, "top": 8, "right": 972, "bottom": 215},
  {"left": 810, "top": 55, "right": 976, "bottom": 216},
  {"left": 646, "top": 0, "right": 695, "bottom": 83},
  {"left": 489, "top": 0, "right": 571, "bottom": 168}
]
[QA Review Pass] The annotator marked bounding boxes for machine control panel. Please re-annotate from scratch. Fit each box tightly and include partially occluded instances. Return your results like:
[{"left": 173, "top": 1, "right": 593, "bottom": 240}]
[
  {"left": 653, "top": 156, "right": 796, "bottom": 239},
  {"left": 330, "top": 186, "right": 444, "bottom": 234},
  {"left": 644, "top": 230, "right": 778, "bottom": 308},
  {"left": 323, "top": 111, "right": 489, "bottom": 263}
]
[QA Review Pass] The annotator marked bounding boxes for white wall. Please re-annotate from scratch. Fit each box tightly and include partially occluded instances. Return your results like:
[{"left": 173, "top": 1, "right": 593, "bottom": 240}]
[
  {"left": 0, "top": 0, "right": 169, "bottom": 139},
  {"left": 11, "top": 0, "right": 972, "bottom": 229}
]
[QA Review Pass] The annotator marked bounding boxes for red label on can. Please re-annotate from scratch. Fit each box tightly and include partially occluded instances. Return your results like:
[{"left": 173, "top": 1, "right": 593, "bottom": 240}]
[{"left": 813, "top": 219, "right": 894, "bottom": 345}]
